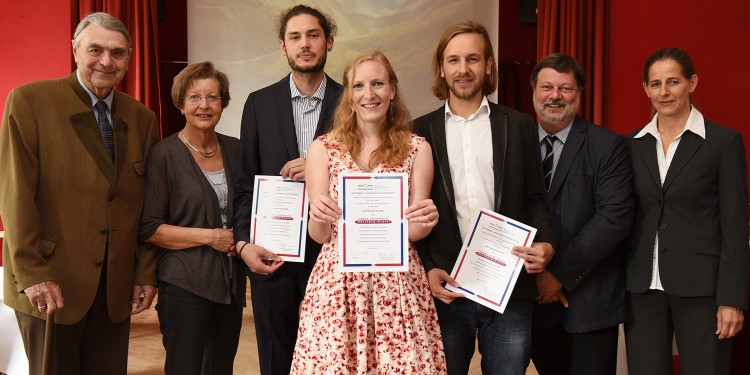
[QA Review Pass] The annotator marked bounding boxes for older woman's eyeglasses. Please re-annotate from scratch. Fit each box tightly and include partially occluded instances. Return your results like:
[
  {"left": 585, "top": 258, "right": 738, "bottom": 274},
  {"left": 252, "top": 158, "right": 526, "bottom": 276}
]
[{"left": 185, "top": 95, "right": 222, "bottom": 104}]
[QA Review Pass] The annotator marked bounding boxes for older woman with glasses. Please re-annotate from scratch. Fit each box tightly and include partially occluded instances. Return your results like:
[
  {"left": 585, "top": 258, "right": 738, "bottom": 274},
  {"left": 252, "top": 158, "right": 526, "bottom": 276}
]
[{"left": 139, "top": 61, "right": 245, "bottom": 375}]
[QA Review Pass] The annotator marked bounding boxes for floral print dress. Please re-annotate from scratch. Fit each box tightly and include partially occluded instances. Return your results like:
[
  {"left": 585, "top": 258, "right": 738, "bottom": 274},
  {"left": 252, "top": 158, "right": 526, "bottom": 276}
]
[{"left": 290, "top": 134, "right": 446, "bottom": 375}]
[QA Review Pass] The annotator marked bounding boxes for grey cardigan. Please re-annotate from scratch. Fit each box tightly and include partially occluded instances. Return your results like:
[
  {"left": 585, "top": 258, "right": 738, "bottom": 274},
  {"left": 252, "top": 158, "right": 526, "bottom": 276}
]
[{"left": 139, "top": 132, "right": 245, "bottom": 306}]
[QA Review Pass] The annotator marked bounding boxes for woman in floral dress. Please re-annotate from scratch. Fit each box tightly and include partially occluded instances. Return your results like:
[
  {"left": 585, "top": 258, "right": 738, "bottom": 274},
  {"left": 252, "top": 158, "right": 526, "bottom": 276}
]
[{"left": 290, "top": 51, "right": 447, "bottom": 374}]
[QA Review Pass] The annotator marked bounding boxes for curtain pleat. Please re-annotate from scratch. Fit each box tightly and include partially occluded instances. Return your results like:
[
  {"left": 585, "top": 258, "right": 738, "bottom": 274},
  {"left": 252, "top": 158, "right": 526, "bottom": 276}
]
[{"left": 537, "top": 0, "right": 607, "bottom": 126}]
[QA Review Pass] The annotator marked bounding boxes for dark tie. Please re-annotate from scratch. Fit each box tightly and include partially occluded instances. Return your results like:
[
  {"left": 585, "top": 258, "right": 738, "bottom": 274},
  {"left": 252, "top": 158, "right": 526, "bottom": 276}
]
[
  {"left": 96, "top": 101, "right": 114, "bottom": 160},
  {"left": 542, "top": 135, "right": 557, "bottom": 191}
]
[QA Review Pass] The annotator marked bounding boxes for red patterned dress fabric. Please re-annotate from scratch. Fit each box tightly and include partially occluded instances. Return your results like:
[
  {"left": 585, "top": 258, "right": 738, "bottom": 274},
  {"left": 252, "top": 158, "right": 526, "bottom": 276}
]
[{"left": 290, "top": 134, "right": 447, "bottom": 374}]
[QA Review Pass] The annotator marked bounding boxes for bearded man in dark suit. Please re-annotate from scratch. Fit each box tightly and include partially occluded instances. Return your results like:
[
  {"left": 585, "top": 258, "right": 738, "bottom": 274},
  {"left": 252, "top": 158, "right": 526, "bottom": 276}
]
[
  {"left": 528, "top": 53, "right": 633, "bottom": 375},
  {"left": 233, "top": 5, "right": 342, "bottom": 375}
]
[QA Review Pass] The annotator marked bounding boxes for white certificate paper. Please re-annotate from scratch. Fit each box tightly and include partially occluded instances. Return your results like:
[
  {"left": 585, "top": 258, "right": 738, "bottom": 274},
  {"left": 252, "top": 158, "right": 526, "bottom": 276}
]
[
  {"left": 337, "top": 172, "right": 409, "bottom": 272},
  {"left": 250, "top": 176, "right": 308, "bottom": 262},
  {"left": 446, "top": 209, "right": 537, "bottom": 313}
]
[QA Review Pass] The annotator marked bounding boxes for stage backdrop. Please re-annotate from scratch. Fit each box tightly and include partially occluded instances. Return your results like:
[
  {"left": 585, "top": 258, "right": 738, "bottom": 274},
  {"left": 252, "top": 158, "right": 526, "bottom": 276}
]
[{"left": 187, "top": 0, "right": 499, "bottom": 137}]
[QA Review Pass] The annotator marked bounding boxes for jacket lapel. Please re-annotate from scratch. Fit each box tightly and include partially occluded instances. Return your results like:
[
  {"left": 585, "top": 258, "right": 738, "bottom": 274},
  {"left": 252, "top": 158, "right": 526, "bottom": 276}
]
[
  {"left": 547, "top": 117, "right": 586, "bottom": 200},
  {"left": 111, "top": 96, "right": 129, "bottom": 187},
  {"left": 428, "top": 109, "right": 458, "bottom": 217},
  {"left": 315, "top": 74, "right": 340, "bottom": 138},
  {"left": 67, "top": 74, "right": 116, "bottom": 185},
  {"left": 274, "top": 75, "right": 300, "bottom": 159},
  {"left": 663, "top": 131, "right": 702, "bottom": 191},
  {"left": 633, "top": 135, "right": 661, "bottom": 190},
  {"left": 490, "top": 105, "right": 507, "bottom": 212}
]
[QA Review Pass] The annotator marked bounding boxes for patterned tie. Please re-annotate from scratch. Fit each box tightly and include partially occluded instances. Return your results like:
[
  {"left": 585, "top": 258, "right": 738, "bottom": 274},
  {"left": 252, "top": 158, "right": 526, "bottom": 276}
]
[
  {"left": 542, "top": 135, "right": 557, "bottom": 191},
  {"left": 96, "top": 101, "right": 115, "bottom": 160}
]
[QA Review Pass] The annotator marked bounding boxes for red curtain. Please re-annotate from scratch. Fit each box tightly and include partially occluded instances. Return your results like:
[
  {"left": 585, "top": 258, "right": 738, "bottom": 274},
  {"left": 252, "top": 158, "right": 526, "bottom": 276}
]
[
  {"left": 76, "top": 0, "right": 162, "bottom": 134},
  {"left": 537, "top": 0, "right": 607, "bottom": 126}
]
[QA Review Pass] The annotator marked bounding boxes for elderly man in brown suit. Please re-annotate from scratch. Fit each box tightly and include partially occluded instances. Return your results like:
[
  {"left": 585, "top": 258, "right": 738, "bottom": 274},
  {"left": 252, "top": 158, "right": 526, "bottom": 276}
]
[{"left": 0, "top": 12, "right": 158, "bottom": 375}]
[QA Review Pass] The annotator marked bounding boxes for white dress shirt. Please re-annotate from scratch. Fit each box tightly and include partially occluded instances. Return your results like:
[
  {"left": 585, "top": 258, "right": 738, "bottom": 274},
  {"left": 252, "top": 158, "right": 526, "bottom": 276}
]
[
  {"left": 634, "top": 106, "right": 706, "bottom": 290},
  {"left": 444, "top": 96, "right": 494, "bottom": 240}
]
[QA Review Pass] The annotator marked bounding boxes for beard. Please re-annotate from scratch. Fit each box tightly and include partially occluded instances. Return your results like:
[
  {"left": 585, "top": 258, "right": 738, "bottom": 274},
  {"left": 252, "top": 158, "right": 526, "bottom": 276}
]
[
  {"left": 534, "top": 97, "right": 579, "bottom": 123},
  {"left": 448, "top": 75, "right": 483, "bottom": 101},
  {"left": 287, "top": 50, "right": 328, "bottom": 74}
]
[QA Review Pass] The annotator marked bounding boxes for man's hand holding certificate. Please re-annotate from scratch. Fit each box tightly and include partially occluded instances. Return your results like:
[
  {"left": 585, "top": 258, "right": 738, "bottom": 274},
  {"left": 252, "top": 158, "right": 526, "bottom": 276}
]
[
  {"left": 337, "top": 172, "right": 409, "bottom": 272},
  {"left": 250, "top": 176, "right": 309, "bottom": 262},
  {"left": 445, "top": 209, "right": 537, "bottom": 313}
]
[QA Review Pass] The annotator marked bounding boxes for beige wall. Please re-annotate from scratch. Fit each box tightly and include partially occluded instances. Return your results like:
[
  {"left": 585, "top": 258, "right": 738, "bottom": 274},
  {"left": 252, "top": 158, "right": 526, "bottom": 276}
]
[{"left": 187, "top": 0, "right": 499, "bottom": 137}]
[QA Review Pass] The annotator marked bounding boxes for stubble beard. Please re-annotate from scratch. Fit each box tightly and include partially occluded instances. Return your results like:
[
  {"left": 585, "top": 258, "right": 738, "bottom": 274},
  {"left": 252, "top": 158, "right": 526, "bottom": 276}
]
[
  {"left": 287, "top": 51, "right": 328, "bottom": 74},
  {"left": 448, "top": 75, "right": 483, "bottom": 101}
]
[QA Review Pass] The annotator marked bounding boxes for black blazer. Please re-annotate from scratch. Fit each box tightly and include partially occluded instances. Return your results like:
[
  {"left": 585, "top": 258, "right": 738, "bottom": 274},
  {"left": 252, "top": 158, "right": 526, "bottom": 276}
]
[
  {"left": 414, "top": 102, "right": 554, "bottom": 299},
  {"left": 626, "top": 118, "right": 749, "bottom": 309},
  {"left": 233, "top": 74, "right": 342, "bottom": 280},
  {"left": 533, "top": 116, "right": 633, "bottom": 333}
]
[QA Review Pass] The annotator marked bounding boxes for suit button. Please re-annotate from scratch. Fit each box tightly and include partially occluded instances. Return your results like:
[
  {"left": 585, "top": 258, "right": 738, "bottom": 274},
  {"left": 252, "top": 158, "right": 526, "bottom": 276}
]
[
  {"left": 95, "top": 260, "right": 103, "bottom": 266},
  {"left": 657, "top": 200, "right": 662, "bottom": 206},
  {"left": 659, "top": 224, "right": 668, "bottom": 230},
  {"left": 100, "top": 228, "right": 108, "bottom": 234},
  {"left": 660, "top": 248, "right": 668, "bottom": 254}
]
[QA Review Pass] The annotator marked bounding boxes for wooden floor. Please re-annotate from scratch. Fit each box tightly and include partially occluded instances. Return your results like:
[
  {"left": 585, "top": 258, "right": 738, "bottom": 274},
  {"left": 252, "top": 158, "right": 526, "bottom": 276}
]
[{"left": 127, "top": 288, "right": 538, "bottom": 374}]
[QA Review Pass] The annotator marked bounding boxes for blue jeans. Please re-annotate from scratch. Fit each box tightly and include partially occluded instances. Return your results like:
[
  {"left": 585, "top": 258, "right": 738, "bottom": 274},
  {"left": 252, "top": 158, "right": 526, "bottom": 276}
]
[
  {"left": 156, "top": 281, "right": 243, "bottom": 375},
  {"left": 435, "top": 297, "right": 533, "bottom": 375}
]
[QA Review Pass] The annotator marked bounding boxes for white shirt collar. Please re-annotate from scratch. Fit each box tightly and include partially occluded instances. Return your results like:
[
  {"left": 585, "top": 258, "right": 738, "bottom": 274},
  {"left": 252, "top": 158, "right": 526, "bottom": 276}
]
[
  {"left": 634, "top": 106, "right": 706, "bottom": 140},
  {"left": 444, "top": 96, "right": 491, "bottom": 121}
]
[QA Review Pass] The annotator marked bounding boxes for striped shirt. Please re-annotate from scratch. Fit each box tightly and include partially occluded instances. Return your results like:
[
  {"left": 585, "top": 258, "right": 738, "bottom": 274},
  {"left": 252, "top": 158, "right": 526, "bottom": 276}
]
[{"left": 290, "top": 75, "right": 327, "bottom": 157}]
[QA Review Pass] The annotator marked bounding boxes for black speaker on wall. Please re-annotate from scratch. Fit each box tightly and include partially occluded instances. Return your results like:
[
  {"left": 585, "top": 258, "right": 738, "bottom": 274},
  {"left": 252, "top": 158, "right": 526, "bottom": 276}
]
[{"left": 520, "top": 0, "right": 537, "bottom": 25}]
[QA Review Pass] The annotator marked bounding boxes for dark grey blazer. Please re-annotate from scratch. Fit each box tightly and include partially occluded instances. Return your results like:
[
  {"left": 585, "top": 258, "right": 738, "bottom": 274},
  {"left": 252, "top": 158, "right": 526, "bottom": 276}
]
[
  {"left": 414, "top": 101, "right": 554, "bottom": 299},
  {"left": 233, "top": 74, "right": 342, "bottom": 280},
  {"left": 533, "top": 116, "right": 634, "bottom": 333},
  {"left": 140, "top": 132, "right": 245, "bottom": 305},
  {"left": 626, "top": 119, "right": 749, "bottom": 309}
]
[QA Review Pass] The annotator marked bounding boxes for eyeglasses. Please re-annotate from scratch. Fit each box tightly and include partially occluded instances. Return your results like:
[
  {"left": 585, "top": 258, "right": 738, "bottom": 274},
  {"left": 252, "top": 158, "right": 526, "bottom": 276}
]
[{"left": 184, "top": 95, "right": 222, "bottom": 104}]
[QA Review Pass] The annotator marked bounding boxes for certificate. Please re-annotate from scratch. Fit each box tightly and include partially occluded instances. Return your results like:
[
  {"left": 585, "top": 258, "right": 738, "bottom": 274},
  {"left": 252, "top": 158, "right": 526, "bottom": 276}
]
[
  {"left": 337, "top": 172, "right": 409, "bottom": 272},
  {"left": 446, "top": 209, "right": 537, "bottom": 313},
  {"left": 250, "top": 176, "right": 308, "bottom": 262}
]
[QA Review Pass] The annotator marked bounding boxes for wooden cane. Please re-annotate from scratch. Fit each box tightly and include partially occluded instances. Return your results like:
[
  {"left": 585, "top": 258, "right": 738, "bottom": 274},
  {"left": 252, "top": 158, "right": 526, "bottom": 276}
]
[{"left": 41, "top": 313, "right": 54, "bottom": 375}]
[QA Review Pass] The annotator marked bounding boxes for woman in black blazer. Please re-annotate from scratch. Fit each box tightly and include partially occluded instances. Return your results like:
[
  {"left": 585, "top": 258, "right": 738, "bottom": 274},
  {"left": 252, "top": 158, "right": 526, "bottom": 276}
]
[{"left": 625, "top": 48, "right": 749, "bottom": 375}]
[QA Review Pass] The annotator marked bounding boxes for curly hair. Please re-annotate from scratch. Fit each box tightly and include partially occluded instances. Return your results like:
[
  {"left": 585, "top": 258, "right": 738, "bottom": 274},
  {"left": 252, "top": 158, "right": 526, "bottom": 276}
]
[
  {"left": 329, "top": 51, "right": 412, "bottom": 170},
  {"left": 277, "top": 5, "right": 337, "bottom": 41}
]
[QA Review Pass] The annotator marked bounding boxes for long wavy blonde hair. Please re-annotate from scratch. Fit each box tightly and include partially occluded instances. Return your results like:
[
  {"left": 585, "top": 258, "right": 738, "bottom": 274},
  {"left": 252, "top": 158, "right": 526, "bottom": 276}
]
[{"left": 329, "top": 51, "right": 412, "bottom": 170}]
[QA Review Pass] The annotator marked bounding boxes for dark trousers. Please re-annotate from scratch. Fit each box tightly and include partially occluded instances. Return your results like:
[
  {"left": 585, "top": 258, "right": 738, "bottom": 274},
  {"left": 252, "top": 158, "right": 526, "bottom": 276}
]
[
  {"left": 156, "top": 281, "right": 243, "bottom": 375},
  {"left": 625, "top": 290, "right": 733, "bottom": 375},
  {"left": 250, "top": 262, "right": 314, "bottom": 375},
  {"left": 15, "top": 268, "right": 130, "bottom": 375},
  {"left": 531, "top": 323, "right": 619, "bottom": 375}
]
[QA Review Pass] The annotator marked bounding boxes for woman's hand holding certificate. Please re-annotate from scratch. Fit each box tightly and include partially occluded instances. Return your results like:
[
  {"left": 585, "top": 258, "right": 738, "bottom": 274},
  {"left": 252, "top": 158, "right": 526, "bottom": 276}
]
[{"left": 337, "top": 172, "right": 409, "bottom": 272}]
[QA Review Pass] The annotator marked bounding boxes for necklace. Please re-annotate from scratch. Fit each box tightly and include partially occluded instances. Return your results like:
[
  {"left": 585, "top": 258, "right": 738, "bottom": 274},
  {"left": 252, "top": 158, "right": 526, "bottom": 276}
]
[{"left": 181, "top": 131, "right": 218, "bottom": 158}]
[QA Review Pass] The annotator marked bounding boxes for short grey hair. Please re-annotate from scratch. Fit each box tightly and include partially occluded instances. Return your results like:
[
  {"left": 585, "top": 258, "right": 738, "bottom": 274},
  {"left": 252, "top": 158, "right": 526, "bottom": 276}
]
[{"left": 73, "top": 12, "right": 131, "bottom": 48}]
